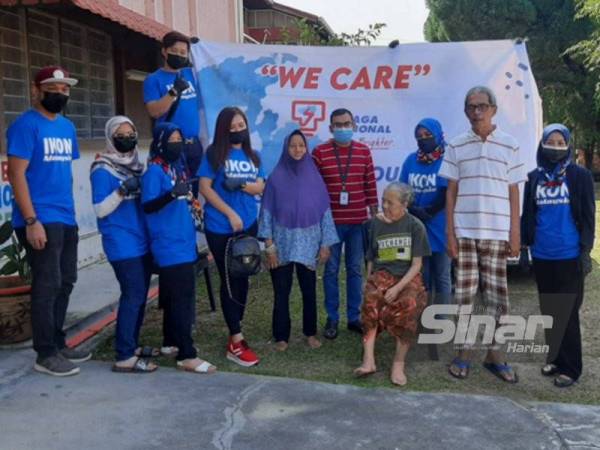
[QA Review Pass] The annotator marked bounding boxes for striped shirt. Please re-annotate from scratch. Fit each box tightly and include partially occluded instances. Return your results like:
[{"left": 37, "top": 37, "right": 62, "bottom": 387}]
[
  {"left": 438, "top": 128, "right": 526, "bottom": 241},
  {"left": 312, "top": 139, "right": 378, "bottom": 224}
]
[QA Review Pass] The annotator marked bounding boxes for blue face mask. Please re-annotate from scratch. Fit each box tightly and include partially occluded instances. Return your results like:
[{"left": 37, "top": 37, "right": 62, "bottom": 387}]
[{"left": 333, "top": 128, "right": 353, "bottom": 144}]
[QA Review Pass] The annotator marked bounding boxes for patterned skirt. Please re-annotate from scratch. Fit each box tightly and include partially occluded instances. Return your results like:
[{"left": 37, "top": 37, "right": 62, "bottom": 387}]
[{"left": 361, "top": 270, "right": 427, "bottom": 343}]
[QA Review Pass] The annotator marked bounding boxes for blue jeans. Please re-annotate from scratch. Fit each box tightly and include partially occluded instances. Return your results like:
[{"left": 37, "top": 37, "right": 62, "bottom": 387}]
[
  {"left": 111, "top": 253, "right": 152, "bottom": 361},
  {"left": 323, "top": 224, "right": 364, "bottom": 323},
  {"left": 422, "top": 251, "right": 452, "bottom": 305}
]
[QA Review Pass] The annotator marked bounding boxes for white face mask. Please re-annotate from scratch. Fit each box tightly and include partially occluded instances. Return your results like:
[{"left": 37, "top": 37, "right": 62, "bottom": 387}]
[{"left": 542, "top": 144, "right": 569, "bottom": 152}]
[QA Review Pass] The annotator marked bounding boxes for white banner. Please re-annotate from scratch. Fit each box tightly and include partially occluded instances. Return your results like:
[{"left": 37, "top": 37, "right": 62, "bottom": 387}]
[{"left": 191, "top": 39, "right": 542, "bottom": 195}]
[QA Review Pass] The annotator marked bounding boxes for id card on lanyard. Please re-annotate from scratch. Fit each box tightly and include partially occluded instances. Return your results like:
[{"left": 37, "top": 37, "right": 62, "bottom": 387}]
[{"left": 333, "top": 143, "right": 353, "bottom": 206}]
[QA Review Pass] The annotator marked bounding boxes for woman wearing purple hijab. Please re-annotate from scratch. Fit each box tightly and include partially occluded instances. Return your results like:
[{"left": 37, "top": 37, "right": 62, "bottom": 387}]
[{"left": 259, "top": 130, "right": 339, "bottom": 351}]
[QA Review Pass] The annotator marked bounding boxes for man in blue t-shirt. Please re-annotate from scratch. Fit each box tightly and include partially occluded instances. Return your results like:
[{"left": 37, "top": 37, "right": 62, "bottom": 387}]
[
  {"left": 7, "top": 66, "right": 90, "bottom": 377},
  {"left": 144, "top": 31, "right": 202, "bottom": 195}
]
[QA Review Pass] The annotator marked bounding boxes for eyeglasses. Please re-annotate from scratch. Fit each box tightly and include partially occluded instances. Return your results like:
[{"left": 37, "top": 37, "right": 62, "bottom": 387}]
[
  {"left": 466, "top": 103, "right": 492, "bottom": 113},
  {"left": 331, "top": 121, "right": 353, "bottom": 129},
  {"left": 114, "top": 133, "right": 137, "bottom": 139}
]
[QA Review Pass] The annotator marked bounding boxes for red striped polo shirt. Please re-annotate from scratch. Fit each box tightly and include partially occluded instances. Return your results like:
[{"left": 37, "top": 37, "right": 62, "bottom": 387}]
[{"left": 312, "top": 139, "right": 378, "bottom": 224}]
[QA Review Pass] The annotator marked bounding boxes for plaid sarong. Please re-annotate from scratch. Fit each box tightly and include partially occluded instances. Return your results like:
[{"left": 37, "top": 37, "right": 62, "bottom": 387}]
[{"left": 455, "top": 238, "right": 509, "bottom": 319}]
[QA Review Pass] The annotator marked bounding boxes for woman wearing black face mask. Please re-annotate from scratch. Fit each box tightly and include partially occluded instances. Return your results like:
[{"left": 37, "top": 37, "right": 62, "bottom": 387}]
[
  {"left": 199, "top": 107, "right": 265, "bottom": 368},
  {"left": 141, "top": 122, "right": 216, "bottom": 375},
  {"left": 521, "top": 123, "right": 595, "bottom": 388},
  {"left": 90, "top": 116, "right": 156, "bottom": 372},
  {"left": 399, "top": 118, "right": 452, "bottom": 312}
]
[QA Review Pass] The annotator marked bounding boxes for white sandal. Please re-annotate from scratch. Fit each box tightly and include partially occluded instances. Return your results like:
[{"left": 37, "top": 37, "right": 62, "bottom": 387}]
[{"left": 176, "top": 359, "right": 216, "bottom": 374}]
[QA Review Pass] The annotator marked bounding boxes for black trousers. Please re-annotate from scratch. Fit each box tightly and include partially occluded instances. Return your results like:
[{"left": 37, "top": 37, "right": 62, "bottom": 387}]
[
  {"left": 16, "top": 224, "right": 78, "bottom": 358},
  {"left": 205, "top": 222, "right": 257, "bottom": 336},
  {"left": 532, "top": 258, "right": 584, "bottom": 380},
  {"left": 183, "top": 139, "right": 203, "bottom": 198},
  {"left": 158, "top": 262, "right": 197, "bottom": 361},
  {"left": 270, "top": 263, "right": 317, "bottom": 342}
]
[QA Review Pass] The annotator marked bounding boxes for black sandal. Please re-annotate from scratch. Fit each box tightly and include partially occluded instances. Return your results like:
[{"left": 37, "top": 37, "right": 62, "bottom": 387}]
[
  {"left": 554, "top": 374, "right": 576, "bottom": 388},
  {"left": 112, "top": 357, "right": 158, "bottom": 373},
  {"left": 541, "top": 364, "right": 558, "bottom": 377}
]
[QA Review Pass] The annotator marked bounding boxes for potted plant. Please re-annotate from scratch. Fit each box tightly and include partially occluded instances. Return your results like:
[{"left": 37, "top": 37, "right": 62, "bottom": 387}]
[{"left": 0, "top": 220, "right": 32, "bottom": 345}]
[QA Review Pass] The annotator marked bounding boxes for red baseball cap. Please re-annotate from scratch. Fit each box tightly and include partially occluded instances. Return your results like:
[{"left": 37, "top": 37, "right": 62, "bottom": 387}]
[{"left": 34, "top": 66, "right": 78, "bottom": 87}]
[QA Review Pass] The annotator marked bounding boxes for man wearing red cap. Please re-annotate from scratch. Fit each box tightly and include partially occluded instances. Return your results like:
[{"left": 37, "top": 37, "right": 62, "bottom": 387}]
[{"left": 7, "top": 66, "right": 91, "bottom": 376}]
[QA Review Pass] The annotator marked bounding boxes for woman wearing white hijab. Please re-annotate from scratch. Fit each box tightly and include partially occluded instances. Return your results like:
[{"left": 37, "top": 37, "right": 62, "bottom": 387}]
[{"left": 90, "top": 116, "right": 156, "bottom": 373}]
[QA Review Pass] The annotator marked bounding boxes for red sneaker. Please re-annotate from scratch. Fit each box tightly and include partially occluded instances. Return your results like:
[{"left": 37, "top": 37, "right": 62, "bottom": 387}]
[{"left": 226, "top": 338, "right": 259, "bottom": 367}]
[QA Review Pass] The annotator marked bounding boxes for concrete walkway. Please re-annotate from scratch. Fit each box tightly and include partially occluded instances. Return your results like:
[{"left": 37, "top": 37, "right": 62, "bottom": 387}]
[
  {"left": 1, "top": 260, "right": 600, "bottom": 449},
  {"left": 1, "top": 360, "right": 599, "bottom": 450}
]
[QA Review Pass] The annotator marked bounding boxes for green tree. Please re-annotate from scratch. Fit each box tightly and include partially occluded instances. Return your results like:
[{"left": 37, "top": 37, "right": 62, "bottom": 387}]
[
  {"left": 568, "top": 0, "right": 600, "bottom": 110},
  {"left": 425, "top": 0, "right": 599, "bottom": 168},
  {"left": 281, "top": 19, "right": 386, "bottom": 47}
]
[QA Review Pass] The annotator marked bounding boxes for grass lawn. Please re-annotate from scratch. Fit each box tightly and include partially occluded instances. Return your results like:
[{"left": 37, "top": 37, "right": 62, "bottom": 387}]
[{"left": 95, "top": 184, "right": 600, "bottom": 405}]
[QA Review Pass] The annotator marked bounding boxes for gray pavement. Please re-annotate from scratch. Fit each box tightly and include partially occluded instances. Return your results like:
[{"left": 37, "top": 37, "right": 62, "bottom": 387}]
[
  {"left": 1, "top": 359, "right": 599, "bottom": 450},
  {"left": 1, "top": 260, "right": 600, "bottom": 449}
]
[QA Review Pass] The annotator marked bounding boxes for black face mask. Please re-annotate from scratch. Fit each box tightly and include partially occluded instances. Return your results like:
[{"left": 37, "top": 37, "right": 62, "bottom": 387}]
[
  {"left": 541, "top": 148, "right": 568, "bottom": 164},
  {"left": 417, "top": 137, "right": 438, "bottom": 154},
  {"left": 113, "top": 136, "right": 137, "bottom": 154},
  {"left": 166, "top": 53, "right": 188, "bottom": 70},
  {"left": 229, "top": 129, "right": 249, "bottom": 145},
  {"left": 41, "top": 92, "right": 69, "bottom": 114},
  {"left": 163, "top": 142, "right": 183, "bottom": 162}
]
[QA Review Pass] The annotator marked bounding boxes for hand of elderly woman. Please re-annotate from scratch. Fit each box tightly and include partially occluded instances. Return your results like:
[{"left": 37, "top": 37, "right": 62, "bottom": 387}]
[
  {"left": 318, "top": 246, "right": 330, "bottom": 264},
  {"left": 376, "top": 212, "right": 393, "bottom": 224},
  {"left": 384, "top": 282, "right": 403, "bottom": 303}
]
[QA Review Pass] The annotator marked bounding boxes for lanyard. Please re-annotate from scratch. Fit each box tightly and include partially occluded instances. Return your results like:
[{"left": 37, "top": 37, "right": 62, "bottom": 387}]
[{"left": 332, "top": 142, "right": 353, "bottom": 190}]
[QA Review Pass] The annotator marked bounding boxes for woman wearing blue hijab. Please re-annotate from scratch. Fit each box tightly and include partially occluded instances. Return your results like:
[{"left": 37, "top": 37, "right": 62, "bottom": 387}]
[
  {"left": 399, "top": 118, "right": 451, "bottom": 308},
  {"left": 521, "top": 123, "right": 595, "bottom": 388},
  {"left": 142, "top": 122, "right": 216, "bottom": 374}
]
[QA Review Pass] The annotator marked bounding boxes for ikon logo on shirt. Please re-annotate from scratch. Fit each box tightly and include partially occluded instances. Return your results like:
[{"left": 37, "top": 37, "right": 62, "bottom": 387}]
[
  {"left": 43, "top": 137, "right": 74, "bottom": 162},
  {"left": 408, "top": 173, "right": 438, "bottom": 193},
  {"left": 225, "top": 159, "right": 258, "bottom": 179},
  {"left": 536, "top": 183, "right": 570, "bottom": 206}
]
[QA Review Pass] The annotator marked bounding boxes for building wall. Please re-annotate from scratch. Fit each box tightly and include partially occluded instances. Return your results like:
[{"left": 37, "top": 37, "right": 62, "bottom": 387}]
[{"left": 117, "top": 0, "right": 241, "bottom": 41}]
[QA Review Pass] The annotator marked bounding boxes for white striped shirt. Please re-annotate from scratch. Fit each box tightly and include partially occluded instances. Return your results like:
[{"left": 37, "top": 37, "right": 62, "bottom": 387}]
[{"left": 439, "top": 128, "right": 526, "bottom": 241}]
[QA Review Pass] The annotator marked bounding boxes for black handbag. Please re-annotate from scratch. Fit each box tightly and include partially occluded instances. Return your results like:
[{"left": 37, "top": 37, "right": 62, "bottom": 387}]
[{"left": 226, "top": 234, "right": 262, "bottom": 278}]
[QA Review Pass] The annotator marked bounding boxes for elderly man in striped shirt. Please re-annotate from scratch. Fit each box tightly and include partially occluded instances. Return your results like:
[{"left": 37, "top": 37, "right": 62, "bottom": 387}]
[
  {"left": 312, "top": 108, "right": 379, "bottom": 339},
  {"left": 439, "top": 86, "right": 525, "bottom": 383}
]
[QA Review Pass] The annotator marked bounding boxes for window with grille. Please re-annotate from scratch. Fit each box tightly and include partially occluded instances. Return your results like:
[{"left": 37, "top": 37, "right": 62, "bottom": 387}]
[{"left": 0, "top": 9, "right": 115, "bottom": 140}]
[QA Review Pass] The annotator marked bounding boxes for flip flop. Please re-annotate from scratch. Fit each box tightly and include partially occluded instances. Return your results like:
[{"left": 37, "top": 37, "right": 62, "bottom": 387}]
[
  {"left": 448, "top": 357, "right": 470, "bottom": 379},
  {"left": 176, "top": 360, "right": 217, "bottom": 374},
  {"left": 483, "top": 362, "right": 518, "bottom": 384},
  {"left": 135, "top": 346, "right": 160, "bottom": 358},
  {"left": 112, "top": 357, "right": 158, "bottom": 373},
  {"left": 353, "top": 367, "right": 377, "bottom": 378}
]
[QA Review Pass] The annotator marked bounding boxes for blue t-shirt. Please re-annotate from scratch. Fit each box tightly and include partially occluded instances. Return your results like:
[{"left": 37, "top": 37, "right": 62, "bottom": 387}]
[
  {"left": 90, "top": 167, "right": 149, "bottom": 262},
  {"left": 143, "top": 68, "right": 200, "bottom": 139},
  {"left": 141, "top": 164, "right": 197, "bottom": 267},
  {"left": 531, "top": 180, "right": 580, "bottom": 260},
  {"left": 400, "top": 152, "right": 447, "bottom": 253},
  {"left": 7, "top": 109, "right": 80, "bottom": 228},
  {"left": 198, "top": 149, "right": 265, "bottom": 234}
]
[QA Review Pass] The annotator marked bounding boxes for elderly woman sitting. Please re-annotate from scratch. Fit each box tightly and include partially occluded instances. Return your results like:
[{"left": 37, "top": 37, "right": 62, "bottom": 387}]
[{"left": 354, "top": 182, "right": 431, "bottom": 386}]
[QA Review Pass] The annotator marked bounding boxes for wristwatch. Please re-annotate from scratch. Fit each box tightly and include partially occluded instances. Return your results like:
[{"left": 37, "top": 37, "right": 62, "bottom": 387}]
[{"left": 25, "top": 216, "right": 38, "bottom": 226}]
